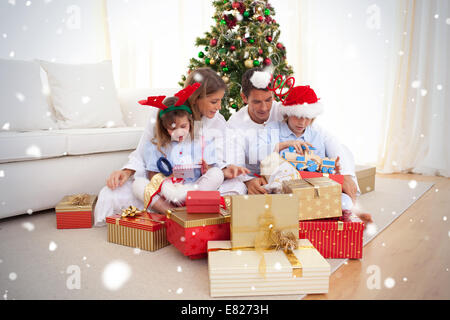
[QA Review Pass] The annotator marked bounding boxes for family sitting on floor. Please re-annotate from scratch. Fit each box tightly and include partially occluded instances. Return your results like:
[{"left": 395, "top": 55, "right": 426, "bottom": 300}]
[{"left": 94, "top": 67, "right": 370, "bottom": 226}]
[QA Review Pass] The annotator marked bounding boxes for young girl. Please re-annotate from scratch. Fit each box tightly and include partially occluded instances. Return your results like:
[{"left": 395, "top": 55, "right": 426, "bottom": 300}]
[{"left": 132, "top": 83, "right": 224, "bottom": 214}]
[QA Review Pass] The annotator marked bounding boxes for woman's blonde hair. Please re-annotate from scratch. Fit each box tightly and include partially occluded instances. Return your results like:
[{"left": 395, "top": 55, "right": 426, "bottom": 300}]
[
  {"left": 152, "top": 96, "right": 194, "bottom": 156},
  {"left": 184, "top": 67, "right": 227, "bottom": 121}
]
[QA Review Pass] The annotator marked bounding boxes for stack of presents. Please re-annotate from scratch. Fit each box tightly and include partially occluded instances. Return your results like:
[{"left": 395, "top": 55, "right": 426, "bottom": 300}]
[{"left": 54, "top": 163, "right": 375, "bottom": 298}]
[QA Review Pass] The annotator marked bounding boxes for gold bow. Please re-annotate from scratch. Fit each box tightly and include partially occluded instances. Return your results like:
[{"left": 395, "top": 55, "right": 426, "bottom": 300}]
[
  {"left": 121, "top": 205, "right": 145, "bottom": 218},
  {"left": 68, "top": 194, "right": 91, "bottom": 206}
]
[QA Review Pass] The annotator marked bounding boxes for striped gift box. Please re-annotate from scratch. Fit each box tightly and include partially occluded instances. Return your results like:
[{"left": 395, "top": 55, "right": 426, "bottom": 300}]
[
  {"left": 55, "top": 194, "right": 97, "bottom": 229},
  {"left": 106, "top": 212, "right": 169, "bottom": 252}
]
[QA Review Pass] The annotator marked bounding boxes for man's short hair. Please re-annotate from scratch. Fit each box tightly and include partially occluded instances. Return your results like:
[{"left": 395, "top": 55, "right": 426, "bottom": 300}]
[{"left": 241, "top": 67, "right": 270, "bottom": 98}]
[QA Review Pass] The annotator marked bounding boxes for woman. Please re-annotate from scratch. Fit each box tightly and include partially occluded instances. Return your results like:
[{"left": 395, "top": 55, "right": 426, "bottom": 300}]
[{"left": 94, "top": 68, "right": 248, "bottom": 226}]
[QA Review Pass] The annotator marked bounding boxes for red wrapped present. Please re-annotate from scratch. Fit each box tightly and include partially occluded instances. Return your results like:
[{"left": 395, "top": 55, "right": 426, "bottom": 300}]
[
  {"left": 106, "top": 207, "right": 169, "bottom": 252},
  {"left": 166, "top": 207, "right": 230, "bottom": 259},
  {"left": 55, "top": 194, "right": 97, "bottom": 229},
  {"left": 299, "top": 171, "right": 344, "bottom": 186},
  {"left": 186, "top": 191, "right": 221, "bottom": 213},
  {"left": 299, "top": 211, "right": 365, "bottom": 259}
]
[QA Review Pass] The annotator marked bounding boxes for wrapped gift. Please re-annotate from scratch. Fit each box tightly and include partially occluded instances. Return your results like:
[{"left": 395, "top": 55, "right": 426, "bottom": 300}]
[
  {"left": 299, "top": 171, "right": 344, "bottom": 185},
  {"left": 186, "top": 191, "right": 221, "bottom": 213},
  {"left": 355, "top": 165, "right": 376, "bottom": 194},
  {"left": 55, "top": 194, "right": 97, "bottom": 229},
  {"left": 207, "top": 239, "right": 330, "bottom": 297},
  {"left": 230, "top": 194, "right": 299, "bottom": 248},
  {"left": 282, "top": 177, "right": 342, "bottom": 221},
  {"left": 106, "top": 208, "right": 169, "bottom": 252},
  {"left": 299, "top": 213, "right": 365, "bottom": 259},
  {"left": 165, "top": 207, "right": 230, "bottom": 259}
]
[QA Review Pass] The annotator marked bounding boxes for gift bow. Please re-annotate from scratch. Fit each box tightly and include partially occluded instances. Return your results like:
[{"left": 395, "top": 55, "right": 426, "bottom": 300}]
[{"left": 68, "top": 194, "right": 91, "bottom": 206}]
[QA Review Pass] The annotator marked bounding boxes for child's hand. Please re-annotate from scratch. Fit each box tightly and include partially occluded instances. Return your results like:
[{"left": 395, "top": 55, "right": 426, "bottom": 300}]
[
  {"left": 286, "top": 140, "right": 313, "bottom": 155},
  {"left": 222, "top": 165, "right": 251, "bottom": 179},
  {"left": 335, "top": 156, "right": 342, "bottom": 174},
  {"left": 200, "top": 159, "right": 209, "bottom": 175}
]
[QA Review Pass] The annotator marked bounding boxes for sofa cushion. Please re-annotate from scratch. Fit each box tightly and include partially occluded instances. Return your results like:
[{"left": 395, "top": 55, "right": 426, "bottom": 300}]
[
  {"left": 39, "top": 60, "right": 126, "bottom": 129},
  {"left": 0, "top": 59, "right": 58, "bottom": 131},
  {"left": 59, "top": 127, "right": 143, "bottom": 155},
  {"left": 0, "top": 131, "right": 67, "bottom": 163}
]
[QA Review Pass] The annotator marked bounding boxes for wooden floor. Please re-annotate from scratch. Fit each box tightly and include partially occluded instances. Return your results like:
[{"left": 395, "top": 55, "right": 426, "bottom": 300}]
[{"left": 305, "top": 173, "right": 450, "bottom": 300}]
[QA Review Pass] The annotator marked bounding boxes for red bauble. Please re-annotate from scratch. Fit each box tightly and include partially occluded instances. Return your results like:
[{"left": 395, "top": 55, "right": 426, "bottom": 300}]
[
  {"left": 276, "top": 42, "right": 284, "bottom": 50},
  {"left": 230, "top": 45, "right": 236, "bottom": 51},
  {"left": 220, "top": 61, "right": 227, "bottom": 67},
  {"left": 257, "top": 16, "right": 263, "bottom": 22},
  {"left": 266, "top": 36, "right": 272, "bottom": 42},
  {"left": 210, "top": 39, "right": 218, "bottom": 46},
  {"left": 258, "top": 48, "right": 263, "bottom": 55},
  {"left": 264, "top": 58, "right": 272, "bottom": 66},
  {"left": 232, "top": 1, "right": 240, "bottom": 9}
]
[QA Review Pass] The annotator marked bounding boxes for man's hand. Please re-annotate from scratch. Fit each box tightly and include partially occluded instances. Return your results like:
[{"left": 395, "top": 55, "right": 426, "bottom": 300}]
[
  {"left": 106, "top": 169, "right": 135, "bottom": 190},
  {"left": 335, "top": 156, "right": 342, "bottom": 174},
  {"left": 245, "top": 177, "right": 268, "bottom": 194},
  {"left": 222, "top": 165, "right": 251, "bottom": 179},
  {"left": 342, "top": 175, "right": 357, "bottom": 203}
]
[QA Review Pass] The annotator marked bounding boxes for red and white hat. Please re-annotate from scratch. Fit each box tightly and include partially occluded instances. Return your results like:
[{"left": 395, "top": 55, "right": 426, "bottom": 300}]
[{"left": 280, "top": 85, "right": 324, "bottom": 119}]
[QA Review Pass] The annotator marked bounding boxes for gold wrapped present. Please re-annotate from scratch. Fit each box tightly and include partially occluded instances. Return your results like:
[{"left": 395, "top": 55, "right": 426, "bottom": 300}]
[
  {"left": 282, "top": 177, "right": 342, "bottom": 221},
  {"left": 55, "top": 194, "right": 97, "bottom": 229},
  {"left": 230, "top": 194, "right": 299, "bottom": 248},
  {"left": 207, "top": 239, "right": 330, "bottom": 297}
]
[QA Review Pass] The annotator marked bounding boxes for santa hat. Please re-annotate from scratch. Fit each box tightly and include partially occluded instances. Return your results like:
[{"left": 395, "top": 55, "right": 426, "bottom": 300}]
[{"left": 280, "top": 85, "right": 324, "bottom": 119}]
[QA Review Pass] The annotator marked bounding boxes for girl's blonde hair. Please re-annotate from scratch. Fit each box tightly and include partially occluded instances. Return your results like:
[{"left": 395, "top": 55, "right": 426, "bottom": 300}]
[
  {"left": 184, "top": 67, "right": 227, "bottom": 121},
  {"left": 152, "top": 96, "right": 194, "bottom": 156}
]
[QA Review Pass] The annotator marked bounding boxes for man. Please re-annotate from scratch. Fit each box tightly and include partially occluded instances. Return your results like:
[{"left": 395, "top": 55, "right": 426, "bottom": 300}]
[{"left": 225, "top": 68, "right": 359, "bottom": 203}]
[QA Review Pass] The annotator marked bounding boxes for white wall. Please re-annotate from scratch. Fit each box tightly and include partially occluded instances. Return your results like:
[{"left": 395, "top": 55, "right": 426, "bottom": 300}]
[{"left": 0, "top": 0, "right": 108, "bottom": 63}]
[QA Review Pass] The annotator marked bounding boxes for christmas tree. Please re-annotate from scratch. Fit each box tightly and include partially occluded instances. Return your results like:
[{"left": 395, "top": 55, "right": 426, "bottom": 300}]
[{"left": 179, "top": 0, "right": 294, "bottom": 120}]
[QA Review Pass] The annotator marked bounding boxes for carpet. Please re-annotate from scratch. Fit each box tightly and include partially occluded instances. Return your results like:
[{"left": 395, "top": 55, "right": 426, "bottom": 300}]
[{"left": 0, "top": 177, "right": 434, "bottom": 300}]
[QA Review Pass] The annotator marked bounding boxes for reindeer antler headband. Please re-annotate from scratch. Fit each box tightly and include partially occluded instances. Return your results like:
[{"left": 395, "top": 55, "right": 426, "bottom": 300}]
[{"left": 139, "top": 82, "right": 201, "bottom": 118}]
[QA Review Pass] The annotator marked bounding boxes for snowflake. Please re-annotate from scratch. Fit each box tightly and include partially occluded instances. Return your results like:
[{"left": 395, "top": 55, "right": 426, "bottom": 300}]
[
  {"left": 384, "top": 277, "right": 395, "bottom": 288},
  {"left": 411, "top": 80, "right": 421, "bottom": 89},
  {"left": 365, "top": 223, "right": 377, "bottom": 236},
  {"left": 420, "top": 89, "right": 428, "bottom": 97},
  {"left": 9, "top": 272, "right": 17, "bottom": 281},
  {"left": 408, "top": 180, "right": 417, "bottom": 189},
  {"left": 447, "top": 18, "right": 450, "bottom": 25},
  {"left": 16, "top": 92, "right": 26, "bottom": 102},
  {"left": 177, "top": 266, "right": 182, "bottom": 272},
  {"left": 106, "top": 121, "right": 115, "bottom": 128},
  {"left": 49, "top": 241, "right": 57, "bottom": 251},
  {"left": 0, "top": 170, "right": 4, "bottom": 177},
  {"left": 176, "top": 288, "right": 183, "bottom": 294},
  {"left": 26, "top": 145, "right": 41, "bottom": 158},
  {"left": 133, "top": 248, "right": 141, "bottom": 255},
  {"left": 437, "top": 84, "right": 443, "bottom": 91},
  {"left": 102, "top": 260, "right": 132, "bottom": 291},
  {"left": 27, "top": 209, "right": 33, "bottom": 215},
  {"left": 443, "top": 216, "right": 447, "bottom": 221},
  {"left": 81, "top": 96, "right": 91, "bottom": 104},
  {"left": 402, "top": 277, "right": 408, "bottom": 282},
  {"left": 21, "top": 222, "right": 35, "bottom": 231}
]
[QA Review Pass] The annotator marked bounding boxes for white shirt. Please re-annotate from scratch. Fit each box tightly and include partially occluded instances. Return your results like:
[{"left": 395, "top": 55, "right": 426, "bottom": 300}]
[{"left": 122, "top": 111, "right": 228, "bottom": 176}]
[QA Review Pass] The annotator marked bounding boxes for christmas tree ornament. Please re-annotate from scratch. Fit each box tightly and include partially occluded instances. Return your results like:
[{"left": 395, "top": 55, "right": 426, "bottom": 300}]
[
  {"left": 264, "top": 8, "right": 271, "bottom": 16},
  {"left": 249, "top": 38, "right": 255, "bottom": 44},
  {"left": 264, "top": 57, "right": 272, "bottom": 66},
  {"left": 198, "top": 51, "right": 205, "bottom": 58},
  {"left": 205, "top": 46, "right": 209, "bottom": 51},
  {"left": 258, "top": 48, "right": 263, "bottom": 55},
  {"left": 205, "top": 58, "right": 211, "bottom": 65},
  {"left": 244, "top": 59, "right": 254, "bottom": 68},
  {"left": 209, "top": 59, "right": 216, "bottom": 65},
  {"left": 230, "top": 45, "right": 236, "bottom": 51},
  {"left": 222, "top": 76, "right": 230, "bottom": 83},
  {"left": 276, "top": 42, "right": 284, "bottom": 50},
  {"left": 210, "top": 39, "right": 218, "bottom": 46},
  {"left": 232, "top": 1, "right": 240, "bottom": 9},
  {"left": 253, "top": 59, "right": 260, "bottom": 66},
  {"left": 266, "top": 35, "right": 272, "bottom": 42},
  {"left": 231, "top": 103, "right": 238, "bottom": 109},
  {"left": 222, "top": 67, "right": 229, "bottom": 72},
  {"left": 243, "top": 11, "right": 250, "bottom": 18},
  {"left": 220, "top": 19, "right": 226, "bottom": 25},
  {"left": 220, "top": 61, "right": 227, "bottom": 67},
  {"left": 257, "top": 16, "right": 264, "bottom": 22}
]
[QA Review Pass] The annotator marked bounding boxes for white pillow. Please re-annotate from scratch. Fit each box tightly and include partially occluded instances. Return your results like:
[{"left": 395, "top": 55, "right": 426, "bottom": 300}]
[
  {"left": 0, "top": 59, "right": 57, "bottom": 131},
  {"left": 39, "top": 60, "right": 126, "bottom": 129}
]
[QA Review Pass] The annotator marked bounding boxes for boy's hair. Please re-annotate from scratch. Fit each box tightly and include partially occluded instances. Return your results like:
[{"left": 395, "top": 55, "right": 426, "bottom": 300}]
[
  {"left": 152, "top": 96, "right": 194, "bottom": 156},
  {"left": 241, "top": 67, "right": 270, "bottom": 98},
  {"left": 184, "top": 67, "right": 227, "bottom": 121}
]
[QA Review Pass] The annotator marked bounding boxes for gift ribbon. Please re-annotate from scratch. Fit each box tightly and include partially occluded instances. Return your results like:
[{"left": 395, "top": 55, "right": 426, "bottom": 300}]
[
  {"left": 116, "top": 206, "right": 166, "bottom": 225},
  {"left": 144, "top": 174, "right": 185, "bottom": 211},
  {"left": 67, "top": 194, "right": 91, "bottom": 206}
]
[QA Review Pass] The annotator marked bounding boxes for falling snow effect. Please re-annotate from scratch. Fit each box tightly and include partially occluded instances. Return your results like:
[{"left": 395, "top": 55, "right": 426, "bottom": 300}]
[
  {"left": 408, "top": 180, "right": 417, "bottom": 189},
  {"left": 21, "top": 222, "right": 35, "bottom": 231},
  {"left": 26, "top": 145, "right": 42, "bottom": 158},
  {"left": 49, "top": 241, "right": 58, "bottom": 251},
  {"left": 384, "top": 277, "right": 395, "bottom": 288},
  {"left": 102, "top": 260, "right": 131, "bottom": 291},
  {"left": 9, "top": 272, "right": 17, "bottom": 281}
]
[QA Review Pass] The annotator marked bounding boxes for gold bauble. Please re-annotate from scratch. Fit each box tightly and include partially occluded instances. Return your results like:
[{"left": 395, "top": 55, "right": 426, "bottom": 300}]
[
  {"left": 222, "top": 76, "right": 230, "bottom": 84},
  {"left": 244, "top": 59, "right": 254, "bottom": 68},
  {"left": 209, "top": 59, "right": 216, "bottom": 65}
]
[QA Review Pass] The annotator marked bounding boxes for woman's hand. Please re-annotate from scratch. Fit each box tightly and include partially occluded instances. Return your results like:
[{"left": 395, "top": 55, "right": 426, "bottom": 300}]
[
  {"left": 106, "top": 169, "right": 135, "bottom": 190},
  {"left": 245, "top": 177, "right": 268, "bottom": 194},
  {"left": 222, "top": 165, "right": 251, "bottom": 179}
]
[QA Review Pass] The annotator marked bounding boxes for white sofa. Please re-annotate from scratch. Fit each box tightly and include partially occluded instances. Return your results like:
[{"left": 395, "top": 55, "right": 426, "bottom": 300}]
[{"left": 0, "top": 58, "right": 175, "bottom": 219}]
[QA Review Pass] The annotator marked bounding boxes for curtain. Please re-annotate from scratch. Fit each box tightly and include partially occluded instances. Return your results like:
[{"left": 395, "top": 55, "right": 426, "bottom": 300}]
[{"left": 377, "top": 0, "right": 449, "bottom": 177}]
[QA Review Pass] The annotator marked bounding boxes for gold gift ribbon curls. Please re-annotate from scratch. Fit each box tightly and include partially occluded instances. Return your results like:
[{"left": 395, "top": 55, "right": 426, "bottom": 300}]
[
  {"left": 68, "top": 194, "right": 91, "bottom": 206},
  {"left": 121, "top": 205, "right": 144, "bottom": 218}
]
